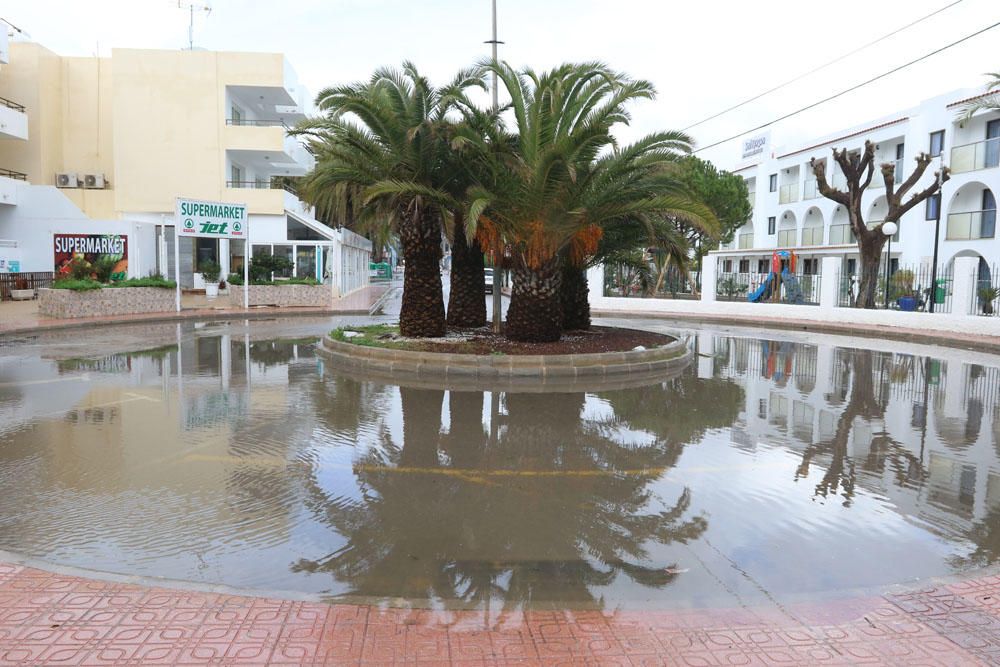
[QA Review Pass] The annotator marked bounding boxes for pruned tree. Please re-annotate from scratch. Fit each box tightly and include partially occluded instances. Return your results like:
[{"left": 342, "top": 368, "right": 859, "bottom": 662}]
[{"left": 810, "top": 140, "right": 949, "bottom": 308}]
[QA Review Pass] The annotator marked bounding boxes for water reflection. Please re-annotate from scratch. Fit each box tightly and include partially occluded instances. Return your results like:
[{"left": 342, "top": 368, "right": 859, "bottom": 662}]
[{"left": 2, "top": 321, "right": 1000, "bottom": 610}]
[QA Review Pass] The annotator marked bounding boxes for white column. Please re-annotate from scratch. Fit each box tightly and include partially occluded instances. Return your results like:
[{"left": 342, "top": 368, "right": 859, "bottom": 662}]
[
  {"left": 587, "top": 264, "right": 605, "bottom": 306},
  {"left": 819, "top": 256, "right": 840, "bottom": 310},
  {"left": 697, "top": 332, "right": 714, "bottom": 379},
  {"left": 701, "top": 253, "right": 718, "bottom": 303},
  {"left": 950, "top": 256, "right": 979, "bottom": 317}
]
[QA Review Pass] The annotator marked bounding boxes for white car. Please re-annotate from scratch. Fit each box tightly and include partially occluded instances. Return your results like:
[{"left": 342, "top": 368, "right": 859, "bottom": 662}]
[{"left": 484, "top": 268, "right": 495, "bottom": 294}]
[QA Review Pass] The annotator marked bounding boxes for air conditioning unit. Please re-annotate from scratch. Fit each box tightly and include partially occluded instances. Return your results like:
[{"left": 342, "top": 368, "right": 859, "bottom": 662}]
[
  {"left": 83, "top": 173, "right": 106, "bottom": 189},
  {"left": 55, "top": 172, "right": 79, "bottom": 188}
]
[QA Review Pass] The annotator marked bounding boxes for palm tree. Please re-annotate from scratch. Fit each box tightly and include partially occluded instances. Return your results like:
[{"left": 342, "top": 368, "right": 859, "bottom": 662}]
[
  {"left": 463, "top": 62, "right": 716, "bottom": 341},
  {"left": 959, "top": 72, "right": 1000, "bottom": 120},
  {"left": 295, "top": 63, "right": 485, "bottom": 337}
]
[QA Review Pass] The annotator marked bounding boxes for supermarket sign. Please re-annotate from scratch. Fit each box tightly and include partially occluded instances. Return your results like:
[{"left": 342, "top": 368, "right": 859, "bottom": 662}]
[{"left": 176, "top": 197, "right": 248, "bottom": 239}]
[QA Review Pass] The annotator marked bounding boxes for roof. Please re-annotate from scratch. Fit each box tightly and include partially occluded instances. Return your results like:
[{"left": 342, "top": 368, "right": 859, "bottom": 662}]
[
  {"left": 777, "top": 117, "right": 909, "bottom": 160},
  {"left": 285, "top": 208, "right": 338, "bottom": 241},
  {"left": 946, "top": 90, "right": 997, "bottom": 109}
]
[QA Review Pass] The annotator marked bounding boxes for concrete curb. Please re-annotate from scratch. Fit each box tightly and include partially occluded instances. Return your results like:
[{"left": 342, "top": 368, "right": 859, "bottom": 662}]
[{"left": 319, "top": 330, "right": 692, "bottom": 392}]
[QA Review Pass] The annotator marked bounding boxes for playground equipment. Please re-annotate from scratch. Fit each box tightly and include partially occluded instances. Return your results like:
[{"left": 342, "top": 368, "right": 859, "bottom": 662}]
[{"left": 748, "top": 250, "right": 804, "bottom": 304}]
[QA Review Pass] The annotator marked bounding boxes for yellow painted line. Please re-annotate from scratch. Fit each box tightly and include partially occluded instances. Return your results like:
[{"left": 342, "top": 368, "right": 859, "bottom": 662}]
[
  {"left": 0, "top": 374, "right": 90, "bottom": 387},
  {"left": 37, "top": 392, "right": 158, "bottom": 418}
]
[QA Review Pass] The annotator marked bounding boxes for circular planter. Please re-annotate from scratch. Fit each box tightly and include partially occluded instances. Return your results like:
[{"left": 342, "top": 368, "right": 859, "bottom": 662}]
[{"left": 319, "top": 329, "right": 692, "bottom": 392}]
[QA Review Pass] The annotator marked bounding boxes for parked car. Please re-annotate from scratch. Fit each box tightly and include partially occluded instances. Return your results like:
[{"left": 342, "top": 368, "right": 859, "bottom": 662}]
[{"left": 484, "top": 268, "right": 494, "bottom": 294}]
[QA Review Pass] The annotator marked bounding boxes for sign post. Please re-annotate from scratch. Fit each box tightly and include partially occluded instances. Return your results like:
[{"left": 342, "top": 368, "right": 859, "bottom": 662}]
[{"left": 174, "top": 197, "right": 249, "bottom": 312}]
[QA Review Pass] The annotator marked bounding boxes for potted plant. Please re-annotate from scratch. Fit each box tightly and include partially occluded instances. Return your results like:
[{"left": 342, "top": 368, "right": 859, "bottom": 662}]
[
  {"left": 10, "top": 277, "right": 34, "bottom": 301},
  {"left": 890, "top": 270, "right": 917, "bottom": 311},
  {"left": 979, "top": 285, "right": 998, "bottom": 315},
  {"left": 200, "top": 261, "right": 221, "bottom": 297}
]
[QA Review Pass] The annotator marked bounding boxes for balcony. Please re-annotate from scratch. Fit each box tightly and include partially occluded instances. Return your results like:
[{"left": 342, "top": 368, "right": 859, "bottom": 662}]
[
  {"left": 950, "top": 137, "right": 1000, "bottom": 174},
  {"left": 776, "top": 229, "right": 797, "bottom": 247},
  {"left": 803, "top": 179, "right": 820, "bottom": 200},
  {"left": 226, "top": 118, "right": 289, "bottom": 128},
  {"left": 801, "top": 226, "right": 823, "bottom": 245},
  {"left": 946, "top": 209, "right": 997, "bottom": 240},
  {"left": 738, "top": 233, "right": 753, "bottom": 249},
  {"left": 0, "top": 96, "right": 28, "bottom": 141},
  {"left": 0, "top": 169, "right": 26, "bottom": 181},
  {"left": 832, "top": 173, "right": 848, "bottom": 191},
  {"left": 778, "top": 183, "right": 799, "bottom": 204},
  {"left": 829, "top": 224, "right": 855, "bottom": 245}
]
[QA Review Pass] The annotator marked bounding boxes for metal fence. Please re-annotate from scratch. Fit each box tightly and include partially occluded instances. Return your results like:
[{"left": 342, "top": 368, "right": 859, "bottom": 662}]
[
  {"left": 718, "top": 271, "right": 820, "bottom": 305},
  {"left": 604, "top": 263, "right": 700, "bottom": 299},
  {"left": 838, "top": 262, "right": 953, "bottom": 312},
  {"left": 972, "top": 262, "right": 1000, "bottom": 317},
  {"left": 0, "top": 272, "right": 54, "bottom": 301}
]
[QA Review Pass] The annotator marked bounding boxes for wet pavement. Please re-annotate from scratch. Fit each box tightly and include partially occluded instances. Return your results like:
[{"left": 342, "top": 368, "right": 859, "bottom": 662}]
[{"left": 2, "top": 316, "right": 1000, "bottom": 663}]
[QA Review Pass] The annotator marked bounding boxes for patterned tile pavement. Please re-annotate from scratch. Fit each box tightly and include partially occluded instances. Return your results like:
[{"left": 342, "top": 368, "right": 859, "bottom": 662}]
[{"left": 2, "top": 562, "right": 1000, "bottom": 665}]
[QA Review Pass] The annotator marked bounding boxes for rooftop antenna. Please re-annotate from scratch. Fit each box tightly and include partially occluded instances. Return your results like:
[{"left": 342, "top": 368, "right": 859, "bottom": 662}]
[
  {"left": 0, "top": 17, "right": 31, "bottom": 40},
  {"left": 177, "top": 1, "right": 211, "bottom": 50}
]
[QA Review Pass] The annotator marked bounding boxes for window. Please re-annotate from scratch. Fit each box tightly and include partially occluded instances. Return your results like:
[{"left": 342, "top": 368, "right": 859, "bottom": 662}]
[
  {"left": 738, "top": 259, "right": 749, "bottom": 273},
  {"left": 231, "top": 104, "right": 242, "bottom": 124},
  {"left": 230, "top": 163, "right": 243, "bottom": 186},
  {"left": 769, "top": 174, "right": 778, "bottom": 192},
  {"left": 767, "top": 216, "right": 776, "bottom": 235},
  {"left": 846, "top": 258, "right": 857, "bottom": 276},
  {"left": 723, "top": 259, "right": 733, "bottom": 273},
  {"left": 195, "top": 238, "right": 219, "bottom": 272},
  {"left": 926, "top": 193, "right": 941, "bottom": 220},
  {"left": 803, "top": 258, "right": 817, "bottom": 275},
  {"left": 929, "top": 130, "right": 945, "bottom": 158},
  {"left": 896, "top": 143, "right": 905, "bottom": 160},
  {"left": 757, "top": 259, "right": 768, "bottom": 274}
]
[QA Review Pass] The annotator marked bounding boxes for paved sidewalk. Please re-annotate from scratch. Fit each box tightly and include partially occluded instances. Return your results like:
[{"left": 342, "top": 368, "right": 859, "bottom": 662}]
[
  {"left": 0, "top": 284, "right": 393, "bottom": 335},
  {"left": 0, "top": 561, "right": 998, "bottom": 665}
]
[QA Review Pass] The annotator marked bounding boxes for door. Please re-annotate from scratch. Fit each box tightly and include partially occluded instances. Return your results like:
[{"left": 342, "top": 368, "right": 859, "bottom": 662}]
[
  {"left": 987, "top": 119, "right": 1000, "bottom": 169},
  {"left": 982, "top": 189, "right": 997, "bottom": 239}
]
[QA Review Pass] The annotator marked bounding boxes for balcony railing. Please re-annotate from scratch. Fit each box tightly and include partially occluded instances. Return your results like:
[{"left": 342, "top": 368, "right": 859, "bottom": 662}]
[
  {"left": 801, "top": 226, "right": 823, "bottom": 245},
  {"left": 226, "top": 118, "right": 289, "bottom": 128},
  {"left": 738, "top": 233, "right": 753, "bottom": 249},
  {"left": 803, "top": 179, "right": 820, "bottom": 200},
  {"left": 829, "top": 224, "right": 856, "bottom": 245},
  {"left": 832, "top": 173, "right": 848, "bottom": 191},
  {"left": 226, "top": 180, "right": 282, "bottom": 189},
  {"left": 946, "top": 209, "right": 997, "bottom": 240},
  {"left": 778, "top": 183, "right": 799, "bottom": 204},
  {"left": 776, "top": 229, "right": 797, "bottom": 247},
  {"left": 0, "top": 96, "right": 25, "bottom": 113},
  {"left": 0, "top": 168, "right": 26, "bottom": 181},
  {"left": 950, "top": 137, "right": 1000, "bottom": 174}
]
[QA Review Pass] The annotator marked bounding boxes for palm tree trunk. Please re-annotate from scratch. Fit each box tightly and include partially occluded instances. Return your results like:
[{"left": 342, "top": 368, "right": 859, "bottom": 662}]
[
  {"left": 506, "top": 258, "right": 563, "bottom": 343},
  {"left": 447, "top": 221, "right": 487, "bottom": 328},
  {"left": 399, "top": 210, "right": 446, "bottom": 337},
  {"left": 560, "top": 263, "right": 591, "bottom": 331},
  {"left": 855, "top": 235, "right": 886, "bottom": 309}
]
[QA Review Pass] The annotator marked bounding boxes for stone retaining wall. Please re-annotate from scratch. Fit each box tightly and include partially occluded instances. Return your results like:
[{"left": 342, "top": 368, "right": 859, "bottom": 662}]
[
  {"left": 320, "top": 333, "right": 691, "bottom": 391},
  {"left": 38, "top": 287, "right": 175, "bottom": 319},
  {"left": 230, "top": 284, "right": 333, "bottom": 308}
]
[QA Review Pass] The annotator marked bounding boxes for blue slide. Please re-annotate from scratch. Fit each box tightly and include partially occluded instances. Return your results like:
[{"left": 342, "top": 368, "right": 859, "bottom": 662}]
[
  {"left": 747, "top": 273, "right": 774, "bottom": 302},
  {"left": 781, "top": 269, "right": 804, "bottom": 304}
]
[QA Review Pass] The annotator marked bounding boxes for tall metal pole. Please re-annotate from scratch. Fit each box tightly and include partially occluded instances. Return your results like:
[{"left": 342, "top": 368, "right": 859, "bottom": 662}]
[
  {"left": 487, "top": 0, "right": 504, "bottom": 333},
  {"left": 883, "top": 234, "right": 892, "bottom": 309},
  {"left": 929, "top": 160, "right": 943, "bottom": 313}
]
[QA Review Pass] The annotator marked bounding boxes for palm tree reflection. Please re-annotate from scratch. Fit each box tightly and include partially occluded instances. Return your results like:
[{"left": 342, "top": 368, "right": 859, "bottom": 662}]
[{"left": 294, "top": 374, "right": 741, "bottom": 610}]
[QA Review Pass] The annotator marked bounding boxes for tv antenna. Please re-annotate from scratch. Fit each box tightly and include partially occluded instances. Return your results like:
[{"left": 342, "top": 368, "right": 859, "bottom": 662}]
[{"left": 177, "top": 1, "right": 211, "bottom": 50}]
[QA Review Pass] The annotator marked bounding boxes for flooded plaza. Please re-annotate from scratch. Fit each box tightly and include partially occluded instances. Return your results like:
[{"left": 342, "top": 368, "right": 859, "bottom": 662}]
[{"left": 1, "top": 318, "right": 1000, "bottom": 613}]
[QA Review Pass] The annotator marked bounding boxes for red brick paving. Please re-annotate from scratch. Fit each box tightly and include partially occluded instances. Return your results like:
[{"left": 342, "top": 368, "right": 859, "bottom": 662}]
[{"left": 2, "top": 562, "right": 1000, "bottom": 665}]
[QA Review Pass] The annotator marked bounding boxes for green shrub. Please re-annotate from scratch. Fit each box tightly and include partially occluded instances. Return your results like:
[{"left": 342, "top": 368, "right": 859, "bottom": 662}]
[
  {"left": 52, "top": 278, "right": 103, "bottom": 291},
  {"left": 106, "top": 277, "right": 176, "bottom": 288},
  {"left": 227, "top": 272, "right": 244, "bottom": 286},
  {"left": 249, "top": 254, "right": 293, "bottom": 284},
  {"left": 67, "top": 257, "right": 93, "bottom": 280},
  {"left": 198, "top": 261, "right": 221, "bottom": 282}
]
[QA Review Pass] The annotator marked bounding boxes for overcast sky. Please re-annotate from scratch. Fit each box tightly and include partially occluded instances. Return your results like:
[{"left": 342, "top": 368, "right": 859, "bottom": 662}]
[{"left": 6, "top": 0, "right": 999, "bottom": 167}]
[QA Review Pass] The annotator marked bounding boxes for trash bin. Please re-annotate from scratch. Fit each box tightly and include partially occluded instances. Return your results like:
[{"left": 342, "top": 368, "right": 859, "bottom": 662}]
[{"left": 934, "top": 278, "right": 949, "bottom": 304}]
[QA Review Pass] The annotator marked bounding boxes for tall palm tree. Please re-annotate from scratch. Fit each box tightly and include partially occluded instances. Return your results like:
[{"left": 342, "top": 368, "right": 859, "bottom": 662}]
[
  {"left": 295, "top": 63, "right": 485, "bottom": 337},
  {"left": 463, "top": 62, "right": 716, "bottom": 341},
  {"left": 959, "top": 72, "right": 1000, "bottom": 120}
]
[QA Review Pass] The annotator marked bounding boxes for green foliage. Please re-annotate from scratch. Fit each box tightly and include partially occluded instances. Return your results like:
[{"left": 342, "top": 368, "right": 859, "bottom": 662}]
[
  {"left": 52, "top": 278, "right": 103, "bottom": 291},
  {"left": 717, "top": 276, "right": 748, "bottom": 299},
  {"left": 106, "top": 277, "right": 176, "bottom": 288},
  {"left": 227, "top": 272, "right": 244, "bottom": 286},
  {"left": 889, "top": 269, "right": 916, "bottom": 300},
  {"left": 67, "top": 257, "right": 94, "bottom": 280},
  {"left": 91, "top": 256, "right": 120, "bottom": 283},
  {"left": 198, "top": 261, "right": 221, "bottom": 282},
  {"left": 249, "top": 254, "right": 294, "bottom": 284},
  {"left": 330, "top": 324, "right": 406, "bottom": 349},
  {"left": 672, "top": 156, "right": 752, "bottom": 253}
]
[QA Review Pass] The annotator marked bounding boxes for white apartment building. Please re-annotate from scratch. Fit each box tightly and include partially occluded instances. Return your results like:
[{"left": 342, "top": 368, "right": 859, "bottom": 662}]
[{"left": 714, "top": 87, "right": 999, "bottom": 286}]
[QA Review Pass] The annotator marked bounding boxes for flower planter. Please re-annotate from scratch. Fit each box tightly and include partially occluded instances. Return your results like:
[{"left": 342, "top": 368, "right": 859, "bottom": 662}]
[
  {"left": 10, "top": 289, "right": 34, "bottom": 301},
  {"left": 229, "top": 284, "right": 333, "bottom": 308},
  {"left": 205, "top": 283, "right": 219, "bottom": 298},
  {"left": 897, "top": 296, "right": 918, "bottom": 312},
  {"left": 38, "top": 287, "right": 175, "bottom": 318}
]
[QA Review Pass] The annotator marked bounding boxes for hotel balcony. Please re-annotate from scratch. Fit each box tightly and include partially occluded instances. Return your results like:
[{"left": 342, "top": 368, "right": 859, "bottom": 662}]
[
  {"left": 778, "top": 183, "right": 799, "bottom": 204},
  {"left": 738, "top": 232, "right": 753, "bottom": 249},
  {"left": 776, "top": 229, "right": 797, "bottom": 247},
  {"left": 0, "top": 169, "right": 24, "bottom": 206},
  {"left": 829, "top": 224, "right": 855, "bottom": 245},
  {"left": 946, "top": 209, "right": 997, "bottom": 240},
  {"left": 0, "top": 96, "right": 28, "bottom": 141},
  {"left": 801, "top": 226, "right": 823, "bottom": 245},
  {"left": 803, "top": 179, "right": 820, "bottom": 200},
  {"left": 950, "top": 137, "right": 1000, "bottom": 174}
]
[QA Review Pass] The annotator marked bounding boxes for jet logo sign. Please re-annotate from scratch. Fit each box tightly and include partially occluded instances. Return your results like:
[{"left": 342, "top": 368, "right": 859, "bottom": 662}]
[{"left": 175, "top": 198, "right": 248, "bottom": 239}]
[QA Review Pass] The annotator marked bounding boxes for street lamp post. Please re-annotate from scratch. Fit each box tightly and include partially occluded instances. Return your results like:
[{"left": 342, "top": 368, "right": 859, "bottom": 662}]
[
  {"left": 929, "top": 158, "right": 945, "bottom": 313},
  {"left": 486, "top": 0, "right": 505, "bottom": 333},
  {"left": 882, "top": 221, "right": 898, "bottom": 308}
]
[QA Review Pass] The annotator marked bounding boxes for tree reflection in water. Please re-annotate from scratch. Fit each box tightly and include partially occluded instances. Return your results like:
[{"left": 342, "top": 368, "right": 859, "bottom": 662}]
[{"left": 294, "top": 372, "right": 742, "bottom": 611}]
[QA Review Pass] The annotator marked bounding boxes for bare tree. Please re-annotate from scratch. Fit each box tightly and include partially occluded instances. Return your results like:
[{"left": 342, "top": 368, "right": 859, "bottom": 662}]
[{"left": 810, "top": 141, "right": 949, "bottom": 308}]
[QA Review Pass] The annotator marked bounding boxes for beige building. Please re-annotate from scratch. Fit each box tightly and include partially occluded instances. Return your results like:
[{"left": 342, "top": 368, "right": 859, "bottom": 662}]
[{"left": 0, "top": 34, "right": 370, "bottom": 293}]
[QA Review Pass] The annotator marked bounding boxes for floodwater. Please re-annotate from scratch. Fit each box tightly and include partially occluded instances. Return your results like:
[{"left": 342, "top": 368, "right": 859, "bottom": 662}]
[{"left": 1, "top": 317, "right": 1000, "bottom": 612}]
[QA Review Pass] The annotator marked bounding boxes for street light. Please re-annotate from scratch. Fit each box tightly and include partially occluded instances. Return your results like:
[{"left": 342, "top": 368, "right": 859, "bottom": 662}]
[
  {"left": 882, "top": 221, "right": 898, "bottom": 308},
  {"left": 485, "top": 0, "right": 505, "bottom": 333},
  {"left": 929, "top": 156, "right": 945, "bottom": 313}
]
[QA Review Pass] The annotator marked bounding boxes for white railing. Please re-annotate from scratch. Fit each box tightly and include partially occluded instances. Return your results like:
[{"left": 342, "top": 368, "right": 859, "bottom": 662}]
[
  {"left": 738, "top": 233, "right": 754, "bottom": 249},
  {"left": 801, "top": 226, "right": 823, "bottom": 245},
  {"left": 803, "top": 179, "right": 820, "bottom": 200},
  {"left": 829, "top": 224, "right": 855, "bottom": 245},
  {"left": 832, "top": 173, "right": 848, "bottom": 191},
  {"left": 946, "top": 210, "right": 997, "bottom": 240},
  {"left": 951, "top": 137, "right": 1000, "bottom": 174},
  {"left": 776, "top": 229, "right": 797, "bottom": 247},
  {"left": 778, "top": 183, "right": 799, "bottom": 204}
]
